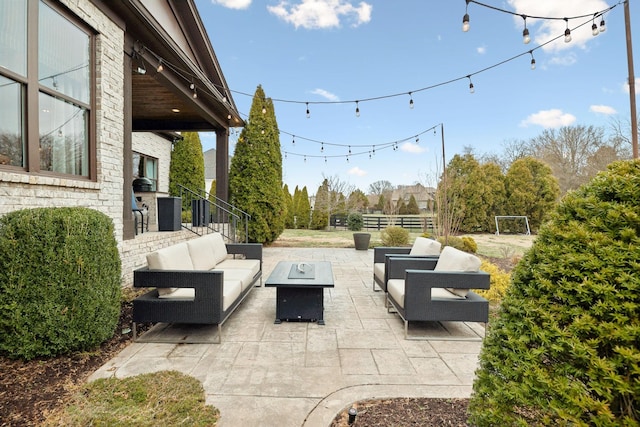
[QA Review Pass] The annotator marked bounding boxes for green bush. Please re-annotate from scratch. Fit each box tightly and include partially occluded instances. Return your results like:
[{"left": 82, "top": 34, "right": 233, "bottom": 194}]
[
  {"left": 469, "top": 160, "right": 640, "bottom": 426},
  {"left": 0, "top": 207, "right": 122, "bottom": 360},
  {"left": 381, "top": 226, "right": 409, "bottom": 246},
  {"left": 346, "top": 212, "right": 364, "bottom": 231},
  {"left": 477, "top": 260, "right": 511, "bottom": 304},
  {"left": 461, "top": 236, "right": 477, "bottom": 253}
]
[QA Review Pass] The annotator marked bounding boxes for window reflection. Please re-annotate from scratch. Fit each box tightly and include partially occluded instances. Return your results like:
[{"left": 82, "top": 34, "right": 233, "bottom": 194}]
[
  {"left": 0, "top": 0, "right": 27, "bottom": 76},
  {"left": 0, "top": 76, "right": 24, "bottom": 167},
  {"left": 38, "top": 2, "right": 90, "bottom": 104},
  {"left": 39, "top": 93, "right": 88, "bottom": 176}
]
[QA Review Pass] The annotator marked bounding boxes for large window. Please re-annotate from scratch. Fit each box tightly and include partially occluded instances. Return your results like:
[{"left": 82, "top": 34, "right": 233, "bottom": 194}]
[
  {"left": 0, "top": 0, "right": 94, "bottom": 178},
  {"left": 133, "top": 152, "right": 158, "bottom": 191}
]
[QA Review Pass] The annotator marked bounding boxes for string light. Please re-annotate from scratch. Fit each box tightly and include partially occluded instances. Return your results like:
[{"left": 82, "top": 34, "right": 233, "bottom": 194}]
[
  {"left": 462, "top": 0, "right": 470, "bottom": 32},
  {"left": 592, "top": 14, "right": 600, "bottom": 36},
  {"left": 467, "top": 75, "right": 475, "bottom": 94},
  {"left": 262, "top": 105, "right": 267, "bottom": 114},
  {"left": 600, "top": 15, "right": 606, "bottom": 32},
  {"left": 292, "top": 136, "right": 295, "bottom": 145},
  {"left": 306, "top": 102, "right": 310, "bottom": 118},
  {"left": 156, "top": 59, "right": 164, "bottom": 73},
  {"left": 529, "top": 51, "right": 536, "bottom": 70},
  {"left": 522, "top": 16, "right": 530, "bottom": 44},
  {"left": 355, "top": 101, "right": 360, "bottom": 117},
  {"left": 320, "top": 142, "right": 324, "bottom": 152},
  {"left": 408, "top": 92, "right": 414, "bottom": 109},
  {"left": 564, "top": 18, "right": 572, "bottom": 43}
]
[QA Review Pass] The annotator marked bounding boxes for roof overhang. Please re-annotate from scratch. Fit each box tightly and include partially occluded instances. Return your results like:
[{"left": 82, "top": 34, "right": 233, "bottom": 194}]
[{"left": 92, "top": 0, "right": 243, "bottom": 132}]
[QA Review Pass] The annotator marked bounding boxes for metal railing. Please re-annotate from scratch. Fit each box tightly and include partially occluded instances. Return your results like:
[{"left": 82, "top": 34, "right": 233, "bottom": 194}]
[{"left": 176, "top": 184, "right": 251, "bottom": 242}]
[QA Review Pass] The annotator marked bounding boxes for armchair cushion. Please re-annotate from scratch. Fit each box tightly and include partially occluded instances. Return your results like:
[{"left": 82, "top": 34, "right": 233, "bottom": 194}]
[
  {"left": 387, "top": 278, "right": 465, "bottom": 309},
  {"left": 409, "top": 237, "right": 441, "bottom": 256},
  {"left": 434, "top": 246, "right": 482, "bottom": 297}
]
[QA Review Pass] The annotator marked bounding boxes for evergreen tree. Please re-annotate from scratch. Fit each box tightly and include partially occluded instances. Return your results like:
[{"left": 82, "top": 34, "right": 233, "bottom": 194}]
[
  {"left": 469, "top": 160, "right": 640, "bottom": 426},
  {"left": 406, "top": 194, "right": 420, "bottom": 214},
  {"left": 311, "top": 179, "right": 329, "bottom": 230},
  {"left": 169, "top": 132, "right": 205, "bottom": 211},
  {"left": 294, "top": 186, "right": 311, "bottom": 229},
  {"left": 283, "top": 184, "right": 294, "bottom": 229},
  {"left": 505, "top": 157, "right": 559, "bottom": 232},
  {"left": 348, "top": 189, "right": 369, "bottom": 213},
  {"left": 229, "top": 85, "right": 285, "bottom": 243},
  {"left": 480, "top": 163, "right": 506, "bottom": 233},
  {"left": 396, "top": 198, "right": 408, "bottom": 215}
]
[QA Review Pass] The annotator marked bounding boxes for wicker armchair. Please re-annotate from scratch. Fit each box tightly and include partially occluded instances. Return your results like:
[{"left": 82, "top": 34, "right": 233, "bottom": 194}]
[{"left": 385, "top": 247, "right": 490, "bottom": 340}]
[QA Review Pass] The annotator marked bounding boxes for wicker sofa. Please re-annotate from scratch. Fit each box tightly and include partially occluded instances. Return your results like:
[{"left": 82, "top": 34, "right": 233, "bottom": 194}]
[
  {"left": 386, "top": 246, "right": 490, "bottom": 340},
  {"left": 132, "top": 233, "right": 262, "bottom": 343}
]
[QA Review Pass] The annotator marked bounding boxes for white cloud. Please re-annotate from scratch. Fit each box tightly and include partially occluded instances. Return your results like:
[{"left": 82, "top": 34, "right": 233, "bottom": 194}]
[
  {"left": 400, "top": 142, "right": 426, "bottom": 154},
  {"left": 590, "top": 104, "right": 617, "bottom": 115},
  {"left": 267, "top": 0, "right": 372, "bottom": 29},
  {"left": 548, "top": 52, "right": 577, "bottom": 67},
  {"left": 211, "top": 0, "right": 251, "bottom": 9},
  {"left": 520, "top": 109, "right": 576, "bottom": 128},
  {"left": 623, "top": 77, "right": 640, "bottom": 94},
  {"left": 477, "top": 45, "right": 487, "bottom": 55},
  {"left": 348, "top": 166, "right": 367, "bottom": 177},
  {"left": 310, "top": 88, "right": 340, "bottom": 101},
  {"left": 507, "top": 0, "right": 610, "bottom": 53}
]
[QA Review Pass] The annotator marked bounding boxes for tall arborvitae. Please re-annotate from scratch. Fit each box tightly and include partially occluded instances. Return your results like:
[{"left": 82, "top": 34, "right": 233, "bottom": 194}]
[
  {"left": 311, "top": 179, "right": 329, "bottom": 230},
  {"left": 229, "top": 85, "right": 285, "bottom": 243},
  {"left": 283, "top": 184, "right": 294, "bottom": 229},
  {"left": 296, "top": 186, "right": 311, "bottom": 229},
  {"left": 169, "top": 132, "right": 205, "bottom": 211}
]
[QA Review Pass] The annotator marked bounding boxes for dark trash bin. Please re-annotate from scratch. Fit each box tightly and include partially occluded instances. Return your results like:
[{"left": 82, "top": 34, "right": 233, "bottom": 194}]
[{"left": 157, "top": 197, "right": 181, "bottom": 231}]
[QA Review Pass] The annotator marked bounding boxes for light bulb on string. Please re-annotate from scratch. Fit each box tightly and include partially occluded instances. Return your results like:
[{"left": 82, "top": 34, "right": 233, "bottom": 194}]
[
  {"left": 355, "top": 101, "right": 360, "bottom": 117},
  {"left": 156, "top": 59, "right": 164, "bottom": 72},
  {"left": 321, "top": 142, "right": 324, "bottom": 153},
  {"left": 324, "top": 157, "right": 327, "bottom": 163},
  {"left": 467, "top": 75, "right": 475, "bottom": 94},
  {"left": 529, "top": 51, "right": 536, "bottom": 70},
  {"left": 522, "top": 16, "right": 531, "bottom": 44},
  {"left": 462, "top": 0, "right": 470, "bottom": 31},
  {"left": 292, "top": 136, "right": 295, "bottom": 145},
  {"left": 415, "top": 136, "right": 419, "bottom": 144},
  {"left": 304, "top": 156, "right": 307, "bottom": 163},
  {"left": 306, "top": 102, "right": 310, "bottom": 118},
  {"left": 372, "top": 145, "right": 376, "bottom": 155},
  {"left": 408, "top": 92, "right": 414, "bottom": 109},
  {"left": 564, "top": 18, "right": 572, "bottom": 43},
  {"left": 348, "top": 146, "right": 352, "bottom": 155},
  {"left": 599, "top": 16, "right": 606, "bottom": 32}
]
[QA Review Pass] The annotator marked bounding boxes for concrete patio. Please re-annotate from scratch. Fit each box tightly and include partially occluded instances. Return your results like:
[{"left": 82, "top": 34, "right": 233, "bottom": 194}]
[{"left": 90, "top": 247, "right": 485, "bottom": 426}]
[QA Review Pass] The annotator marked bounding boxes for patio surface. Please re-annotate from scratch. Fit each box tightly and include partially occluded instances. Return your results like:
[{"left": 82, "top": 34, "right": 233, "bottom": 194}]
[{"left": 90, "top": 247, "right": 485, "bottom": 426}]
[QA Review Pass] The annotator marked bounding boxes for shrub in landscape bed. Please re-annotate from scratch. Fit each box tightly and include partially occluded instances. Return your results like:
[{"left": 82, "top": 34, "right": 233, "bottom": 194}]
[
  {"left": 381, "top": 226, "right": 409, "bottom": 246},
  {"left": 0, "top": 207, "right": 121, "bottom": 360},
  {"left": 476, "top": 260, "right": 511, "bottom": 304},
  {"left": 469, "top": 160, "right": 640, "bottom": 426},
  {"left": 437, "top": 235, "right": 477, "bottom": 253},
  {"left": 346, "top": 212, "right": 364, "bottom": 231}
]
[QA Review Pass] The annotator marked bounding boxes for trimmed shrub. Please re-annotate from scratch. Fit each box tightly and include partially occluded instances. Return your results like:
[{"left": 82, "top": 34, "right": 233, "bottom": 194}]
[
  {"left": 346, "top": 212, "right": 364, "bottom": 231},
  {"left": 469, "top": 160, "right": 640, "bottom": 426},
  {"left": 0, "top": 207, "right": 122, "bottom": 360},
  {"left": 381, "top": 226, "right": 409, "bottom": 246},
  {"left": 437, "top": 235, "right": 477, "bottom": 253}
]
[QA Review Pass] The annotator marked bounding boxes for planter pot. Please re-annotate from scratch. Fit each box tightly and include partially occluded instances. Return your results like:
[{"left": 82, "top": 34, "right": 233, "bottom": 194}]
[{"left": 353, "top": 232, "right": 371, "bottom": 250}]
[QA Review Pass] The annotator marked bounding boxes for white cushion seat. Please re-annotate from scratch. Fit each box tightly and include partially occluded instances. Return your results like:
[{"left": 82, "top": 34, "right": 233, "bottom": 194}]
[
  {"left": 387, "top": 279, "right": 465, "bottom": 309},
  {"left": 434, "top": 246, "right": 482, "bottom": 297}
]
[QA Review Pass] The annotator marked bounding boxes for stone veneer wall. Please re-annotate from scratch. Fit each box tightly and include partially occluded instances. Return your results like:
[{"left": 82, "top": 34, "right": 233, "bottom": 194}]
[{"left": 0, "top": 0, "right": 124, "bottom": 236}]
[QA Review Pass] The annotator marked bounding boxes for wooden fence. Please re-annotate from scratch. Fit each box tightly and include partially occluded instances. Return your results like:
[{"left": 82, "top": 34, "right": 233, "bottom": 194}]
[{"left": 331, "top": 215, "right": 435, "bottom": 232}]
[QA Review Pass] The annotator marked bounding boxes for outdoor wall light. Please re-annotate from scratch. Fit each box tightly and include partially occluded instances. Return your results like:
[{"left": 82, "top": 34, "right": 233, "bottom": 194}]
[{"left": 348, "top": 407, "right": 357, "bottom": 425}]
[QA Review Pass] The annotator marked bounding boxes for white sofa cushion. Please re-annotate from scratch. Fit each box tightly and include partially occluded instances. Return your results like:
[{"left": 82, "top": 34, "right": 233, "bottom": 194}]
[
  {"left": 434, "top": 246, "right": 482, "bottom": 297},
  {"left": 410, "top": 237, "right": 442, "bottom": 256},
  {"left": 146, "top": 242, "right": 194, "bottom": 296},
  {"left": 187, "top": 236, "right": 219, "bottom": 270},
  {"left": 388, "top": 279, "right": 465, "bottom": 309},
  {"left": 206, "top": 233, "right": 229, "bottom": 265},
  {"left": 215, "top": 268, "right": 255, "bottom": 292},
  {"left": 216, "top": 259, "right": 260, "bottom": 279},
  {"left": 156, "top": 280, "right": 242, "bottom": 312}
]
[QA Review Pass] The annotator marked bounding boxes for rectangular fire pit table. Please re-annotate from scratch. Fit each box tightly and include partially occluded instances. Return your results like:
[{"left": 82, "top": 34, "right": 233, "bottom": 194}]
[{"left": 265, "top": 261, "right": 334, "bottom": 325}]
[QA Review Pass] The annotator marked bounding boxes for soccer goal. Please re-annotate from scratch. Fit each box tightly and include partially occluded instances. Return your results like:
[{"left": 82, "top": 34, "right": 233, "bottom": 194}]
[{"left": 494, "top": 215, "right": 531, "bottom": 235}]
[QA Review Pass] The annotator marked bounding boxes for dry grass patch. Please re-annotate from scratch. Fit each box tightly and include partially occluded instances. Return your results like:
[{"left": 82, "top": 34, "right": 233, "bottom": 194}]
[{"left": 44, "top": 371, "right": 219, "bottom": 426}]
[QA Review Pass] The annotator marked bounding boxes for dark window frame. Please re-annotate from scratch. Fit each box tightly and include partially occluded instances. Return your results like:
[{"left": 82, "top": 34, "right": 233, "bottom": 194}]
[{"left": 0, "top": 0, "right": 96, "bottom": 181}]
